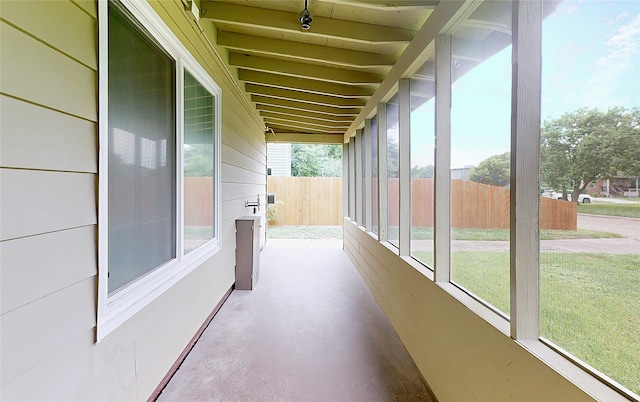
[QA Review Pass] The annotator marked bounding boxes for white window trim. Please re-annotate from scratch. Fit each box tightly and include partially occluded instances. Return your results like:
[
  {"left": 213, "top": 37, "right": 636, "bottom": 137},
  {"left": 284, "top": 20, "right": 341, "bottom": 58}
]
[{"left": 97, "top": 0, "right": 222, "bottom": 342}]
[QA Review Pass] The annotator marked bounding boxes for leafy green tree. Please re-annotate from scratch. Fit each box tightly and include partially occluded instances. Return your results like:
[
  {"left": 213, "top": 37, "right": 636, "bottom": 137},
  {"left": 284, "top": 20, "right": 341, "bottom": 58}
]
[
  {"left": 411, "top": 165, "right": 434, "bottom": 178},
  {"left": 387, "top": 138, "right": 399, "bottom": 178},
  {"left": 291, "top": 144, "right": 342, "bottom": 177},
  {"left": 541, "top": 107, "right": 639, "bottom": 202},
  {"left": 184, "top": 144, "right": 214, "bottom": 177},
  {"left": 468, "top": 152, "right": 510, "bottom": 187}
]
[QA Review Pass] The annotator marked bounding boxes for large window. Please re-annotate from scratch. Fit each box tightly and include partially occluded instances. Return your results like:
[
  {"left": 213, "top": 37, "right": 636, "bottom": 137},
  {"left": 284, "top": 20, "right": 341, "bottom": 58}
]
[
  {"left": 107, "top": 3, "right": 176, "bottom": 293},
  {"left": 410, "top": 62, "right": 436, "bottom": 268},
  {"left": 371, "top": 116, "right": 379, "bottom": 234},
  {"left": 449, "top": 1, "right": 513, "bottom": 317},
  {"left": 387, "top": 94, "right": 400, "bottom": 247},
  {"left": 99, "top": 0, "right": 221, "bottom": 340},
  {"left": 184, "top": 70, "right": 216, "bottom": 254},
  {"left": 540, "top": 1, "right": 640, "bottom": 395}
]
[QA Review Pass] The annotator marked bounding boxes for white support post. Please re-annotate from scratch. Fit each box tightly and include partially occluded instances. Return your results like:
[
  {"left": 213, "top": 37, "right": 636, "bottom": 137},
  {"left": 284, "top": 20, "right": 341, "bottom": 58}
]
[
  {"left": 343, "top": 142, "right": 349, "bottom": 218},
  {"left": 398, "top": 79, "right": 411, "bottom": 256},
  {"left": 349, "top": 138, "right": 356, "bottom": 220},
  {"left": 377, "top": 103, "right": 389, "bottom": 243},
  {"left": 355, "top": 130, "right": 364, "bottom": 225},
  {"left": 510, "top": 0, "right": 542, "bottom": 340},
  {"left": 434, "top": 35, "right": 452, "bottom": 283},
  {"left": 364, "top": 120, "right": 373, "bottom": 232}
]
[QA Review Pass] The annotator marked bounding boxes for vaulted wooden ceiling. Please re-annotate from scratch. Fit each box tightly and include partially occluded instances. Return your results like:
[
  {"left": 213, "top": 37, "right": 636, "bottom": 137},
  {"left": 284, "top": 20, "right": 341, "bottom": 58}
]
[{"left": 198, "top": 0, "right": 524, "bottom": 143}]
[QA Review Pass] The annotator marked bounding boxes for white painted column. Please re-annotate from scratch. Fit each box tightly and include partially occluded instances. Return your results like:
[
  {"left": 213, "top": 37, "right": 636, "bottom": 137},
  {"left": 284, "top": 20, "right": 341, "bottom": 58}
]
[
  {"left": 398, "top": 79, "right": 411, "bottom": 256},
  {"left": 510, "top": 0, "right": 542, "bottom": 340},
  {"left": 378, "top": 103, "right": 388, "bottom": 243},
  {"left": 348, "top": 137, "right": 356, "bottom": 220},
  {"left": 434, "top": 34, "right": 452, "bottom": 283},
  {"left": 343, "top": 142, "right": 349, "bottom": 217},
  {"left": 364, "top": 119, "right": 373, "bottom": 232},
  {"left": 355, "top": 130, "right": 363, "bottom": 225}
]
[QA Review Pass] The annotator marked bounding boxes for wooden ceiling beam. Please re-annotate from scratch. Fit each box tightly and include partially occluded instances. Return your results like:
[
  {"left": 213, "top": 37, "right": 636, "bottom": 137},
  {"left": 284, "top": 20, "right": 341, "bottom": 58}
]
[
  {"left": 257, "top": 104, "right": 355, "bottom": 123},
  {"left": 266, "top": 132, "right": 345, "bottom": 144},
  {"left": 200, "top": 2, "right": 415, "bottom": 44},
  {"left": 264, "top": 120, "right": 346, "bottom": 134},
  {"left": 229, "top": 53, "right": 384, "bottom": 85},
  {"left": 238, "top": 70, "right": 374, "bottom": 98},
  {"left": 246, "top": 84, "right": 367, "bottom": 109},
  {"left": 252, "top": 95, "right": 361, "bottom": 116},
  {"left": 217, "top": 32, "right": 396, "bottom": 69},
  {"left": 262, "top": 112, "right": 351, "bottom": 130},
  {"left": 318, "top": 0, "right": 439, "bottom": 11}
]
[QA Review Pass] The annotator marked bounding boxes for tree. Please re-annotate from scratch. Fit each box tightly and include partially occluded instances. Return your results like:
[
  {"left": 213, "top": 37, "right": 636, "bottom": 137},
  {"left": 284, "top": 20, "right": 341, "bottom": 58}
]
[
  {"left": 291, "top": 144, "right": 342, "bottom": 177},
  {"left": 184, "top": 144, "right": 214, "bottom": 177},
  {"left": 411, "top": 165, "right": 434, "bottom": 178},
  {"left": 468, "top": 152, "right": 510, "bottom": 187},
  {"left": 540, "top": 107, "right": 639, "bottom": 202}
]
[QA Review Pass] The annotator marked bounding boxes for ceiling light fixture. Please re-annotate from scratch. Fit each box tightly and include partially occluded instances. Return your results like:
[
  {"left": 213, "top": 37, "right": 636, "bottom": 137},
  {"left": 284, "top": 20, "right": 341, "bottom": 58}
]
[{"left": 299, "top": 0, "right": 313, "bottom": 30}]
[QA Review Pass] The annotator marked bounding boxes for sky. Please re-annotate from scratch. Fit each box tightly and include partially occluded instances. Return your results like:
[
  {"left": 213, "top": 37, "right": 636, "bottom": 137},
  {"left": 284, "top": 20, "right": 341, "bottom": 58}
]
[{"left": 410, "top": 0, "right": 640, "bottom": 169}]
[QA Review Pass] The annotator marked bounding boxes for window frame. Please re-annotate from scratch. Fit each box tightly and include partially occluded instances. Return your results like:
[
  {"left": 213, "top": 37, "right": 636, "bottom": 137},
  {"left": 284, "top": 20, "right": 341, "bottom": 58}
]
[{"left": 97, "top": 0, "right": 222, "bottom": 342}]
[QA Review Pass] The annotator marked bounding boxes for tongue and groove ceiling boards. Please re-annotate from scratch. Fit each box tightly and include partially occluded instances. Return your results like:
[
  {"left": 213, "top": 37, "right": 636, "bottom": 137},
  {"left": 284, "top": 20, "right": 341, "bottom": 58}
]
[{"left": 199, "top": 0, "right": 529, "bottom": 142}]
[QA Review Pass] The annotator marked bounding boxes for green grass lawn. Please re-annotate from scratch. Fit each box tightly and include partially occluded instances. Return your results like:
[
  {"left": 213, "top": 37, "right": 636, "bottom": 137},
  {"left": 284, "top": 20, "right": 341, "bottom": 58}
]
[
  {"left": 271, "top": 225, "right": 622, "bottom": 241},
  {"left": 267, "top": 225, "right": 343, "bottom": 239},
  {"left": 405, "top": 227, "right": 622, "bottom": 240},
  {"left": 413, "top": 250, "right": 640, "bottom": 395},
  {"left": 580, "top": 202, "right": 640, "bottom": 219}
]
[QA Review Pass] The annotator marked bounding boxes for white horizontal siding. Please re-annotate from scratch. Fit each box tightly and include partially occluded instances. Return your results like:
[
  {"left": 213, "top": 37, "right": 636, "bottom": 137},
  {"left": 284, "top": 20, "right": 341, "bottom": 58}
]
[
  {"left": 0, "top": 96, "right": 97, "bottom": 173},
  {"left": 0, "top": 21, "right": 96, "bottom": 121},
  {"left": 0, "top": 225, "right": 97, "bottom": 315},
  {"left": 0, "top": 0, "right": 97, "bottom": 69},
  {"left": 0, "top": 278, "right": 96, "bottom": 387},
  {"left": 0, "top": 169, "right": 96, "bottom": 241}
]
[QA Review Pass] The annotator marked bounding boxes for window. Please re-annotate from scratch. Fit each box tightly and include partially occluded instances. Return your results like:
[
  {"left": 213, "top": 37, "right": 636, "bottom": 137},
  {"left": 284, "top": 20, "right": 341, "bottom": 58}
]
[
  {"left": 386, "top": 94, "right": 400, "bottom": 247},
  {"left": 449, "top": 1, "right": 513, "bottom": 317},
  {"left": 361, "top": 128, "right": 367, "bottom": 227},
  {"left": 184, "top": 70, "right": 216, "bottom": 254},
  {"left": 107, "top": 2, "right": 176, "bottom": 293},
  {"left": 371, "top": 116, "right": 379, "bottom": 234},
  {"left": 409, "top": 63, "right": 436, "bottom": 268},
  {"left": 98, "top": 0, "right": 221, "bottom": 340},
  {"left": 540, "top": 0, "right": 640, "bottom": 395}
]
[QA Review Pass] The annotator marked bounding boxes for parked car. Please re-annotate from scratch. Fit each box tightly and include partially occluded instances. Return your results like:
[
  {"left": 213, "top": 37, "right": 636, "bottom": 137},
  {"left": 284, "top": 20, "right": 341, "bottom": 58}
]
[
  {"left": 543, "top": 191, "right": 592, "bottom": 203},
  {"left": 570, "top": 193, "right": 592, "bottom": 203},
  {"left": 550, "top": 192, "right": 592, "bottom": 204}
]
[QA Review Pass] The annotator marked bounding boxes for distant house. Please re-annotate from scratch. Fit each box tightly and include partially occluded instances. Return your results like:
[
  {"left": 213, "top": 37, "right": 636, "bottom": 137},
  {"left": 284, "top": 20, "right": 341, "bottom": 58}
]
[
  {"left": 267, "top": 143, "right": 292, "bottom": 177},
  {"left": 590, "top": 175, "right": 640, "bottom": 198},
  {"left": 451, "top": 166, "right": 473, "bottom": 180}
]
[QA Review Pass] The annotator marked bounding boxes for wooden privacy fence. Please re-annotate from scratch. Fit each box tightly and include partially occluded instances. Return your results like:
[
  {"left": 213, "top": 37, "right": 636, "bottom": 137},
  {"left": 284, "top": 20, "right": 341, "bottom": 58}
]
[
  {"left": 268, "top": 176, "right": 343, "bottom": 225},
  {"left": 183, "top": 176, "right": 576, "bottom": 230},
  {"left": 389, "top": 179, "right": 576, "bottom": 230}
]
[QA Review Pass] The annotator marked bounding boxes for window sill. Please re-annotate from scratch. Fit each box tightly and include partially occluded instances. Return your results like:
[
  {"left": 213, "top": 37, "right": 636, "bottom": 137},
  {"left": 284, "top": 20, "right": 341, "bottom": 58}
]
[{"left": 97, "top": 241, "right": 220, "bottom": 342}]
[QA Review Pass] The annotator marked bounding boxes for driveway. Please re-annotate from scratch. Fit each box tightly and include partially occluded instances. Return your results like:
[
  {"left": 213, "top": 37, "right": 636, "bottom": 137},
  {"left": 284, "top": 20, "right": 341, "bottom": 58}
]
[
  {"left": 411, "top": 214, "right": 640, "bottom": 255},
  {"left": 577, "top": 213, "right": 640, "bottom": 240}
]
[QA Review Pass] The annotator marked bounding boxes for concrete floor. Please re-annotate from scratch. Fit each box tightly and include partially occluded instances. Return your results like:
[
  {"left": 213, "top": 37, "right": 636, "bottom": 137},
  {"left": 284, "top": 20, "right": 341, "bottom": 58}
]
[{"left": 157, "top": 243, "right": 435, "bottom": 402}]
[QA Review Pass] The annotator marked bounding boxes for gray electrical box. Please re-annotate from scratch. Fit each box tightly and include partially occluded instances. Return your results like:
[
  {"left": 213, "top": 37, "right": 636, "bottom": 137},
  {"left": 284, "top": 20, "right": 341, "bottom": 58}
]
[{"left": 235, "top": 216, "right": 260, "bottom": 290}]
